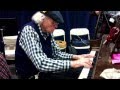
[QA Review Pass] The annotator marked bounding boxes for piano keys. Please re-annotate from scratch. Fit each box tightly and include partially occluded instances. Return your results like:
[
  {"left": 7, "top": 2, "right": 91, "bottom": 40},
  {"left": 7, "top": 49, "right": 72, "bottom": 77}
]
[{"left": 78, "top": 50, "right": 99, "bottom": 79}]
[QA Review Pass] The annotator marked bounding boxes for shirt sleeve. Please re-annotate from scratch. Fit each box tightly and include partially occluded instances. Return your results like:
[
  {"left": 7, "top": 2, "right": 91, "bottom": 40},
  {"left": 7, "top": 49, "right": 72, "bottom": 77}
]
[
  {"left": 19, "top": 25, "right": 70, "bottom": 73},
  {"left": 51, "top": 37, "right": 73, "bottom": 60}
]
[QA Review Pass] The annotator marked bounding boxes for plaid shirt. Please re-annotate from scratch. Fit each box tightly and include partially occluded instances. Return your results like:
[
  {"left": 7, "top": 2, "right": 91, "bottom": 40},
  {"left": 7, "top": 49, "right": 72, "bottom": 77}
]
[
  {"left": 19, "top": 24, "right": 73, "bottom": 73},
  {"left": 0, "top": 53, "right": 12, "bottom": 79}
]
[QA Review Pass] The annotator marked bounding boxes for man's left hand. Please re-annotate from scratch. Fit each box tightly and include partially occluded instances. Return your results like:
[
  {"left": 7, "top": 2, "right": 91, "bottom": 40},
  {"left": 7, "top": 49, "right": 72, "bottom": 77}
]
[
  {"left": 77, "top": 54, "right": 95, "bottom": 59},
  {"left": 72, "top": 54, "right": 95, "bottom": 60}
]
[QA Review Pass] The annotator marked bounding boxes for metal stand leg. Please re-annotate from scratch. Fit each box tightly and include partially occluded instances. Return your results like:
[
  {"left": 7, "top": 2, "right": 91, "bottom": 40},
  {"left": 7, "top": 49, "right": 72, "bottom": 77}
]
[
  {"left": 94, "top": 11, "right": 111, "bottom": 39},
  {"left": 94, "top": 13, "right": 102, "bottom": 39},
  {"left": 103, "top": 12, "right": 111, "bottom": 29},
  {"left": 0, "top": 28, "right": 5, "bottom": 57}
]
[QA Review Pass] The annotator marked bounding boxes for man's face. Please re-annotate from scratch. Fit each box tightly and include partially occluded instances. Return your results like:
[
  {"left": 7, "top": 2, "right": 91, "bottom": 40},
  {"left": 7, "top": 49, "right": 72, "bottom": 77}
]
[{"left": 40, "top": 17, "right": 59, "bottom": 33}]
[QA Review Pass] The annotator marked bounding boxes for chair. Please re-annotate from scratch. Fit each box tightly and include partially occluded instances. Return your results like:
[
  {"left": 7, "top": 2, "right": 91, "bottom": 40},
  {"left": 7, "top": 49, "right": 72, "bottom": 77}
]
[
  {"left": 53, "top": 29, "right": 65, "bottom": 41},
  {"left": 70, "top": 28, "right": 90, "bottom": 54},
  {"left": 53, "top": 29, "right": 66, "bottom": 51},
  {"left": 3, "top": 35, "right": 17, "bottom": 60}
]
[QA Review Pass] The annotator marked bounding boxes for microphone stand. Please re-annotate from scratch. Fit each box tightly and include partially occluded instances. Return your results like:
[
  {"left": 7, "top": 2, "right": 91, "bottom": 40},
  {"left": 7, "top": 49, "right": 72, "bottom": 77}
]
[
  {"left": 0, "top": 27, "right": 5, "bottom": 57},
  {"left": 94, "top": 11, "right": 111, "bottom": 39}
]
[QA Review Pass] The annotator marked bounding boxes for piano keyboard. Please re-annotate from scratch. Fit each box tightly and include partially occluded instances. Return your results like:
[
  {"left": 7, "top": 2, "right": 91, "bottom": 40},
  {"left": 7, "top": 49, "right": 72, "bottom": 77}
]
[{"left": 78, "top": 50, "right": 98, "bottom": 79}]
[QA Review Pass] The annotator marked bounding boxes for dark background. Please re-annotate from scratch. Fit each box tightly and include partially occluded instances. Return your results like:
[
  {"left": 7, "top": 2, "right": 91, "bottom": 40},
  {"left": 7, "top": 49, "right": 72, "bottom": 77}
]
[{"left": 0, "top": 11, "right": 98, "bottom": 44}]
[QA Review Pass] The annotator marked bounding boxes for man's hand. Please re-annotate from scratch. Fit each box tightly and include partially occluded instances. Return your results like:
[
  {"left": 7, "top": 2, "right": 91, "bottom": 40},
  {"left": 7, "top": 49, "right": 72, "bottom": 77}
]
[
  {"left": 71, "top": 57, "right": 93, "bottom": 68},
  {"left": 72, "top": 54, "right": 94, "bottom": 60},
  {"left": 77, "top": 54, "right": 95, "bottom": 58}
]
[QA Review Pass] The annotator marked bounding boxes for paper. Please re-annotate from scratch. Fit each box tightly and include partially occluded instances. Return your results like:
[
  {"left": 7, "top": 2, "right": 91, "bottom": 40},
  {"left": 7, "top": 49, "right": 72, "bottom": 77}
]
[{"left": 100, "top": 68, "right": 120, "bottom": 79}]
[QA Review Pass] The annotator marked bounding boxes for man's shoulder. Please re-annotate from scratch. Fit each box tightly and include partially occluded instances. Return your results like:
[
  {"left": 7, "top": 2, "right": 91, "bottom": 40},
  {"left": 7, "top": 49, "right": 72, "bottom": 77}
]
[
  {"left": 22, "top": 21, "right": 35, "bottom": 29},
  {"left": 20, "top": 21, "right": 39, "bottom": 35},
  {"left": 24, "top": 21, "right": 33, "bottom": 27}
]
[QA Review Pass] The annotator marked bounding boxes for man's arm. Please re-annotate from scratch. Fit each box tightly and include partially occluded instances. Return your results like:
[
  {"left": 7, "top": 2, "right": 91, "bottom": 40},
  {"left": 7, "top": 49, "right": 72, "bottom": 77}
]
[
  {"left": 51, "top": 38, "right": 94, "bottom": 60},
  {"left": 51, "top": 38, "right": 73, "bottom": 60}
]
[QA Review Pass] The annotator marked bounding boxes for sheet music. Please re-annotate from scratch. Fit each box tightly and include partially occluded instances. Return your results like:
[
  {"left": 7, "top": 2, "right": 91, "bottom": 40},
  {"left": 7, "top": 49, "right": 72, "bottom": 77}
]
[{"left": 78, "top": 50, "right": 96, "bottom": 79}]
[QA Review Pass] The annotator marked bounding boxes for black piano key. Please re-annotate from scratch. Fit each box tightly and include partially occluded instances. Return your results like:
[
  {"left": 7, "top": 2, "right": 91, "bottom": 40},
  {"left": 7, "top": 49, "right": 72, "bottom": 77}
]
[{"left": 87, "top": 51, "right": 99, "bottom": 79}]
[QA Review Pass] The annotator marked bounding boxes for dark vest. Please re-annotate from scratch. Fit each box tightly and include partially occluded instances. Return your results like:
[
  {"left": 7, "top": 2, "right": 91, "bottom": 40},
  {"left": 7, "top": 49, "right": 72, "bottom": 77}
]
[{"left": 15, "top": 21, "right": 53, "bottom": 78}]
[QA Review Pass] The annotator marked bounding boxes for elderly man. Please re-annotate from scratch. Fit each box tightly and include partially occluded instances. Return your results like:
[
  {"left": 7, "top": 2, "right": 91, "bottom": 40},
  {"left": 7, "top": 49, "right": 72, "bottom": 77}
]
[{"left": 15, "top": 11, "right": 94, "bottom": 79}]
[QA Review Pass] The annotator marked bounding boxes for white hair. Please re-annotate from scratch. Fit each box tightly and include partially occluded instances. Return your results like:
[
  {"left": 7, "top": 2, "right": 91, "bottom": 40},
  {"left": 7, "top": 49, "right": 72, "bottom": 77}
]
[{"left": 31, "top": 11, "right": 46, "bottom": 24}]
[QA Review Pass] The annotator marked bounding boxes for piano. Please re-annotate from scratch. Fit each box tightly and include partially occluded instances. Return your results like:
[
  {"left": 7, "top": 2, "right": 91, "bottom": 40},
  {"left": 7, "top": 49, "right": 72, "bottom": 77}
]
[{"left": 78, "top": 50, "right": 99, "bottom": 79}]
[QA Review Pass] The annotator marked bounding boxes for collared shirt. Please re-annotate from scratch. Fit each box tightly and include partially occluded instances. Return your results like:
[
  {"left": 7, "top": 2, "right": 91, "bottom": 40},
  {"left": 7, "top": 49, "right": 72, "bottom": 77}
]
[{"left": 19, "top": 24, "right": 73, "bottom": 73}]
